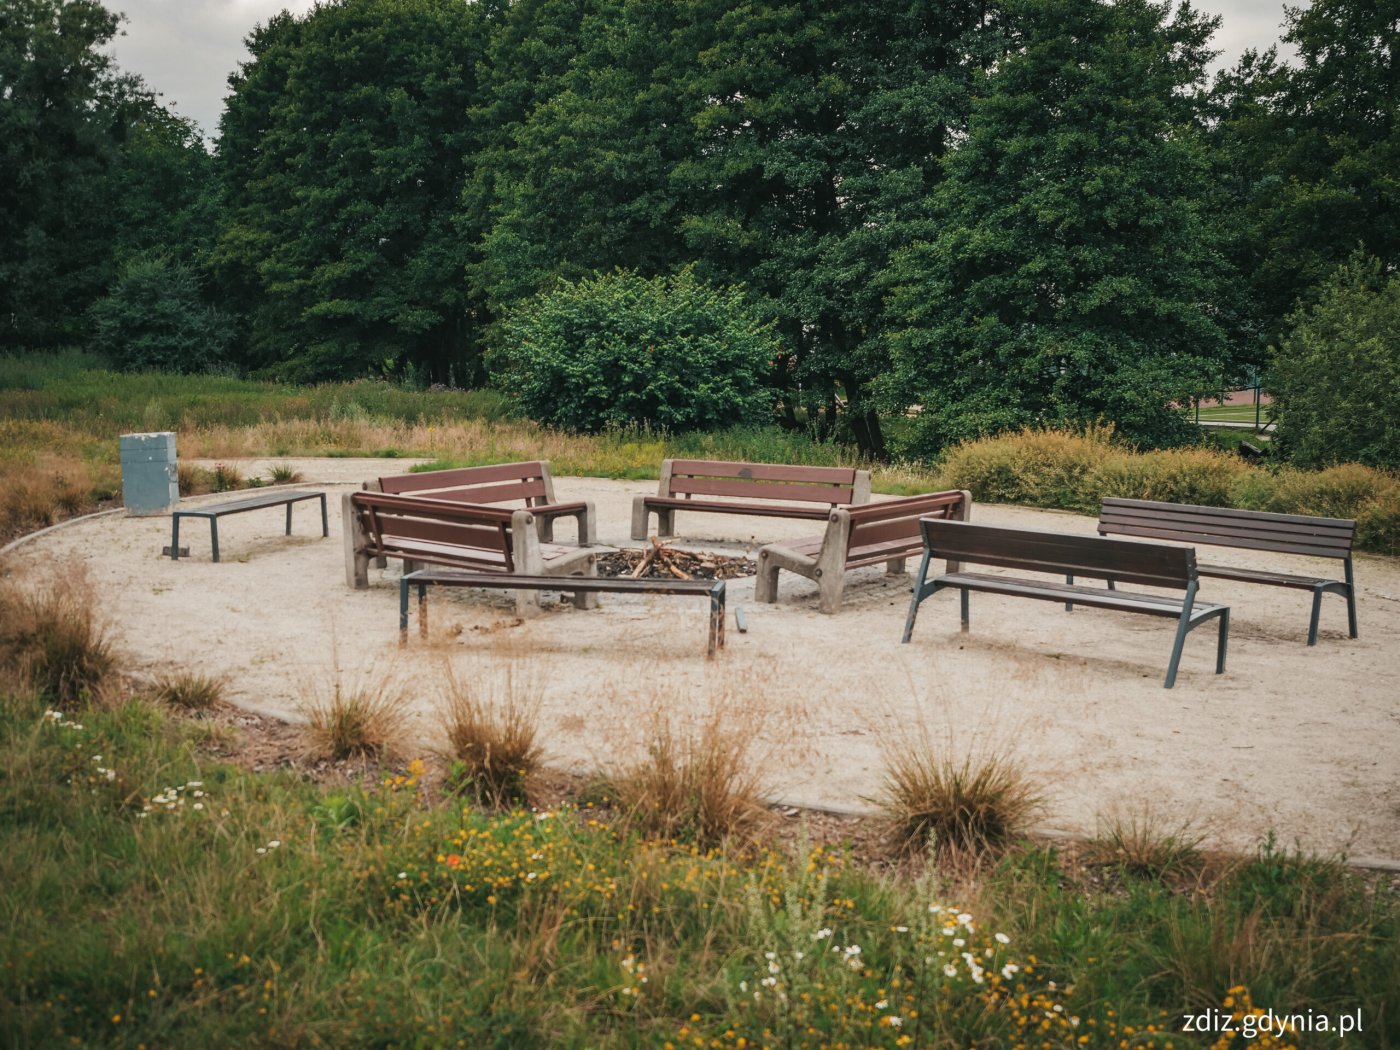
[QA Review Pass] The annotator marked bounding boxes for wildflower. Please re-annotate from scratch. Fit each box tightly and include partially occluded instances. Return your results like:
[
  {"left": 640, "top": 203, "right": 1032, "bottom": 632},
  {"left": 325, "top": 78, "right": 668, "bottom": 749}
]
[
  {"left": 995, "top": 932, "right": 1011, "bottom": 944},
  {"left": 814, "top": 928, "right": 833, "bottom": 940},
  {"left": 1001, "top": 963, "right": 1019, "bottom": 980},
  {"left": 876, "top": 1000, "right": 889, "bottom": 1010},
  {"left": 884, "top": 1016, "right": 903, "bottom": 1028},
  {"left": 943, "top": 964, "right": 957, "bottom": 977}
]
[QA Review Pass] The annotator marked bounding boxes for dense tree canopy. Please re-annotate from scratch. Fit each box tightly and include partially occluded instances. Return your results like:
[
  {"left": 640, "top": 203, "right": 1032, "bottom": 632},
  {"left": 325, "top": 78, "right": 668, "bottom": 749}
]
[{"left": 4, "top": 0, "right": 1396, "bottom": 458}]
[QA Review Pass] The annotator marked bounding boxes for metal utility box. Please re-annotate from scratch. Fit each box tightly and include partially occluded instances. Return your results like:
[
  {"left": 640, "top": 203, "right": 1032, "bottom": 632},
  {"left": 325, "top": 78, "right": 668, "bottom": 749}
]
[{"left": 119, "top": 431, "right": 179, "bottom": 516}]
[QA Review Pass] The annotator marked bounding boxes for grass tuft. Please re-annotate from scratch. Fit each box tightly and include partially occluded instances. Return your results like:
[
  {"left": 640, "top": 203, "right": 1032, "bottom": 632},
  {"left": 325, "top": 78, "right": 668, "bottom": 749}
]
[
  {"left": 301, "top": 670, "right": 408, "bottom": 761},
  {"left": 1087, "top": 804, "right": 1204, "bottom": 882},
  {"left": 876, "top": 736, "right": 1041, "bottom": 860},
  {"left": 609, "top": 699, "right": 767, "bottom": 847},
  {"left": 266, "top": 462, "right": 303, "bottom": 484},
  {"left": 0, "top": 564, "right": 119, "bottom": 706},
  {"left": 151, "top": 670, "right": 226, "bottom": 712},
  {"left": 437, "top": 661, "right": 542, "bottom": 807}
]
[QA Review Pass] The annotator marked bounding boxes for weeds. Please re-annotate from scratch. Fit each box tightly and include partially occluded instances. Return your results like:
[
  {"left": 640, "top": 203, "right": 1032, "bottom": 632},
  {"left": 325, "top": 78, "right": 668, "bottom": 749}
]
[
  {"left": 0, "top": 565, "right": 118, "bottom": 705},
  {"left": 266, "top": 462, "right": 303, "bottom": 484},
  {"left": 437, "top": 660, "right": 542, "bottom": 806}
]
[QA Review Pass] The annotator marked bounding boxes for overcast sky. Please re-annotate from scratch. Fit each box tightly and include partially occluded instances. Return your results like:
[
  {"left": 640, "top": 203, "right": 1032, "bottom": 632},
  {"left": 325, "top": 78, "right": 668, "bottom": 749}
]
[{"left": 104, "top": 0, "right": 1299, "bottom": 141}]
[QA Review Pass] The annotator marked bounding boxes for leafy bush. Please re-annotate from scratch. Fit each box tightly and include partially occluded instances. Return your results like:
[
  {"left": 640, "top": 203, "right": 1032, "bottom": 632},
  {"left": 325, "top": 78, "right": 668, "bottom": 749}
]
[
  {"left": 88, "top": 253, "right": 235, "bottom": 374},
  {"left": 1089, "top": 447, "right": 1247, "bottom": 508},
  {"left": 1270, "top": 252, "right": 1400, "bottom": 468},
  {"left": 493, "top": 268, "right": 779, "bottom": 433}
]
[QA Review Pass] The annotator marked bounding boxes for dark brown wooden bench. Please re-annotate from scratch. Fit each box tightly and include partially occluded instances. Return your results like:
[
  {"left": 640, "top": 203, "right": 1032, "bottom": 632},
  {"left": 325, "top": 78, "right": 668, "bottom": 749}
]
[
  {"left": 373, "top": 460, "right": 594, "bottom": 544},
  {"left": 342, "top": 491, "right": 596, "bottom": 615},
  {"left": 400, "top": 571, "right": 726, "bottom": 657},
  {"left": 754, "top": 490, "right": 971, "bottom": 613},
  {"left": 1096, "top": 498, "right": 1357, "bottom": 646},
  {"left": 902, "top": 519, "right": 1230, "bottom": 689},
  {"left": 631, "top": 459, "right": 871, "bottom": 540},
  {"left": 169, "top": 489, "right": 327, "bottom": 562}
]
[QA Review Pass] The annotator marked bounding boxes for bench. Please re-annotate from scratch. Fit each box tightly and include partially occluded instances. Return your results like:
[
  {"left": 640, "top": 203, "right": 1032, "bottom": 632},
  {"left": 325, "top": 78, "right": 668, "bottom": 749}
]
[
  {"left": 631, "top": 459, "right": 871, "bottom": 540},
  {"left": 168, "top": 489, "right": 327, "bottom": 562},
  {"left": 342, "top": 491, "right": 596, "bottom": 615},
  {"left": 400, "top": 571, "right": 727, "bottom": 657},
  {"left": 902, "top": 519, "right": 1230, "bottom": 689},
  {"left": 373, "top": 460, "right": 594, "bottom": 544},
  {"left": 1096, "top": 498, "right": 1357, "bottom": 646},
  {"left": 754, "top": 489, "right": 971, "bottom": 613}
]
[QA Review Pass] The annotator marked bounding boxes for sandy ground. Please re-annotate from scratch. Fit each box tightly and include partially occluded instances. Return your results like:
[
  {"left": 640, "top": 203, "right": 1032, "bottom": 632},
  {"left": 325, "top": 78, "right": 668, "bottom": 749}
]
[{"left": 8, "top": 457, "right": 1400, "bottom": 862}]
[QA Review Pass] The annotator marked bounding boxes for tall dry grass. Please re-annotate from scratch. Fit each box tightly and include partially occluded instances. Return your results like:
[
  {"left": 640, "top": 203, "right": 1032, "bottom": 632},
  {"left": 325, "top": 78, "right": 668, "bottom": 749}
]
[
  {"left": 609, "top": 694, "right": 768, "bottom": 847},
  {"left": 301, "top": 666, "right": 411, "bottom": 761},
  {"left": 0, "top": 563, "right": 120, "bottom": 705},
  {"left": 437, "top": 658, "right": 543, "bottom": 806}
]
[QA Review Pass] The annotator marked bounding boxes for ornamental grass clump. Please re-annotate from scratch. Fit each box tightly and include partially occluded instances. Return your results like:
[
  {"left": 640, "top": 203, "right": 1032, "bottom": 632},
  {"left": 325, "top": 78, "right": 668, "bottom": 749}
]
[
  {"left": 301, "top": 670, "right": 409, "bottom": 761},
  {"left": 1087, "top": 804, "right": 1205, "bottom": 882},
  {"left": 151, "top": 670, "right": 225, "bottom": 712},
  {"left": 0, "top": 564, "right": 119, "bottom": 706},
  {"left": 610, "top": 699, "right": 767, "bottom": 848},
  {"left": 437, "top": 661, "right": 542, "bottom": 807},
  {"left": 876, "top": 736, "right": 1041, "bottom": 860}
]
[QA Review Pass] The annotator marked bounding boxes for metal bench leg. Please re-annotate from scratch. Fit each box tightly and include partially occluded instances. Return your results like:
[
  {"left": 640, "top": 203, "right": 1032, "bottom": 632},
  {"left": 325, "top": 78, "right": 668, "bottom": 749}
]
[
  {"left": 708, "top": 582, "right": 725, "bottom": 658},
  {"left": 210, "top": 519, "right": 220, "bottom": 563},
  {"left": 399, "top": 576, "right": 410, "bottom": 640},
  {"left": 959, "top": 588, "right": 969, "bottom": 631},
  {"left": 418, "top": 583, "right": 429, "bottom": 638},
  {"left": 1216, "top": 609, "right": 1230, "bottom": 674},
  {"left": 320, "top": 494, "right": 329, "bottom": 537},
  {"left": 171, "top": 515, "right": 182, "bottom": 560},
  {"left": 1307, "top": 586, "right": 1324, "bottom": 646},
  {"left": 1065, "top": 574, "right": 1074, "bottom": 612},
  {"left": 901, "top": 548, "right": 935, "bottom": 642},
  {"left": 1345, "top": 557, "right": 1358, "bottom": 638},
  {"left": 285, "top": 502, "right": 293, "bottom": 535},
  {"left": 1164, "top": 587, "right": 1198, "bottom": 689}
]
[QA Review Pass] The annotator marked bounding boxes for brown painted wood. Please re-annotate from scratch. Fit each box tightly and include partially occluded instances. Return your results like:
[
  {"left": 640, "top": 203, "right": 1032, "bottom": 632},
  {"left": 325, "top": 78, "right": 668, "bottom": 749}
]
[
  {"left": 1099, "top": 498, "right": 1355, "bottom": 559},
  {"left": 379, "top": 461, "right": 547, "bottom": 493},
  {"left": 668, "top": 459, "right": 857, "bottom": 486},
  {"left": 668, "top": 476, "right": 854, "bottom": 504},
  {"left": 643, "top": 496, "right": 832, "bottom": 519}
]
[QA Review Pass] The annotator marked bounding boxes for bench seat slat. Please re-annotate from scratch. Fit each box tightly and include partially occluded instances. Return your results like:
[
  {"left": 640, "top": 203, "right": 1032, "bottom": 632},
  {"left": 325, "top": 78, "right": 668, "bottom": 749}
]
[
  {"left": 177, "top": 490, "right": 322, "bottom": 515},
  {"left": 1198, "top": 563, "right": 1344, "bottom": 590},
  {"left": 379, "top": 462, "right": 548, "bottom": 492},
  {"left": 388, "top": 478, "right": 550, "bottom": 505},
  {"left": 941, "top": 571, "right": 1221, "bottom": 619}
]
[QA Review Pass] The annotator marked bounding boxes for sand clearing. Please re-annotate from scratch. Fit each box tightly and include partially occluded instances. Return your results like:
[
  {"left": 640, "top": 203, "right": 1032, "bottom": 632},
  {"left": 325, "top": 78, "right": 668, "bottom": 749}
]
[{"left": 8, "top": 457, "right": 1400, "bottom": 862}]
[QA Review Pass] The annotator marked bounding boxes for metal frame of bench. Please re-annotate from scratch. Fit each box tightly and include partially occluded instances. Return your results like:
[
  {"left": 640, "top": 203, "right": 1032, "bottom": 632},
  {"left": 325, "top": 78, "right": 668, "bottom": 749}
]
[
  {"left": 169, "top": 489, "right": 328, "bottom": 562},
  {"left": 631, "top": 459, "right": 871, "bottom": 540},
  {"left": 1096, "top": 497, "right": 1357, "bottom": 646},
  {"left": 400, "top": 570, "right": 726, "bottom": 657},
  {"left": 343, "top": 491, "right": 597, "bottom": 616},
  {"left": 902, "top": 518, "right": 1230, "bottom": 689},
  {"left": 372, "top": 460, "right": 595, "bottom": 545},
  {"left": 754, "top": 489, "right": 971, "bottom": 613}
]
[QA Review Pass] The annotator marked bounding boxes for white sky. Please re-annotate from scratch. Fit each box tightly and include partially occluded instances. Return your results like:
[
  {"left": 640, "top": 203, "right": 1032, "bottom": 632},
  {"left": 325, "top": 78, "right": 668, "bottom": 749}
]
[{"left": 104, "top": 0, "right": 1298, "bottom": 140}]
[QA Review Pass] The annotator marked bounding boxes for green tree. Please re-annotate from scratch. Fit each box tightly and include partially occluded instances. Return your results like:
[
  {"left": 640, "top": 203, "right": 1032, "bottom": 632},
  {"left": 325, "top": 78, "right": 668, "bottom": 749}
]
[
  {"left": 0, "top": 0, "right": 122, "bottom": 348},
  {"left": 887, "top": 0, "right": 1228, "bottom": 453},
  {"left": 678, "top": 0, "right": 993, "bottom": 458},
  {"left": 215, "top": 0, "right": 488, "bottom": 382},
  {"left": 492, "top": 268, "right": 779, "bottom": 433},
  {"left": 1208, "top": 0, "right": 1400, "bottom": 358},
  {"left": 89, "top": 252, "right": 235, "bottom": 373},
  {"left": 1269, "top": 252, "right": 1400, "bottom": 468}
]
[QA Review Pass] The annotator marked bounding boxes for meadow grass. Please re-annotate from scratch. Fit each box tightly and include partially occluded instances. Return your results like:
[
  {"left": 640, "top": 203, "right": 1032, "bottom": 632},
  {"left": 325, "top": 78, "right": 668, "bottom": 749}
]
[{"left": 1, "top": 681, "right": 1395, "bottom": 1048}]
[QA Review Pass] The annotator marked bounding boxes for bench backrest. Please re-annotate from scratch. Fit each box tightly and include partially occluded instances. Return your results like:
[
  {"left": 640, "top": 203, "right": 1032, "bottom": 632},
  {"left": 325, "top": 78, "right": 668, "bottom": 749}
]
[
  {"left": 351, "top": 491, "right": 516, "bottom": 569},
  {"left": 920, "top": 519, "right": 1197, "bottom": 590},
  {"left": 840, "top": 490, "right": 968, "bottom": 565},
  {"left": 661, "top": 458, "right": 868, "bottom": 506},
  {"left": 1098, "top": 497, "right": 1356, "bottom": 561},
  {"left": 377, "top": 461, "right": 555, "bottom": 507}
]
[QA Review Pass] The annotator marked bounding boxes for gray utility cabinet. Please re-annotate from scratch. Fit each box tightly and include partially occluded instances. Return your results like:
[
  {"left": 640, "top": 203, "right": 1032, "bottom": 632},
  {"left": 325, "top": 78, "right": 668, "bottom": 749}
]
[{"left": 119, "top": 431, "right": 179, "bottom": 516}]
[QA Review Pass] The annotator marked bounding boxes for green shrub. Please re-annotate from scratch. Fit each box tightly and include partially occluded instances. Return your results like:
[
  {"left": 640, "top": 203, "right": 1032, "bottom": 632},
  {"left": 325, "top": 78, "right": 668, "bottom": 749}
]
[
  {"left": 935, "top": 427, "right": 1113, "bottom": 510},
  {"left": 88, "top": 253, "right": 236, "bottom": 374},
  {"left": 492, "top": 268, "right": 779, "bottom": 433},
  {"left": 1088, "top": 447, "right": 1247, "bottom": 507},
  {"left": 1270, "top": 252, "right": 1400, "bottom": 469}
]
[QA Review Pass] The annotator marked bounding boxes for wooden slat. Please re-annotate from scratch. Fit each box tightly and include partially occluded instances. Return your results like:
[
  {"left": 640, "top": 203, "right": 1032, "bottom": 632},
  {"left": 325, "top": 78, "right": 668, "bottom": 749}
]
[
  {"left": 409, "top": 571, "right": 718, "bottom": 596},
  {"left": 379, "top": 461, "right": 546, "bottom": 493},
  {"left": 846, "top": 493, "right": 961, "bottom": 524},
  {"left": 1099, "top": 498, "right": 1354, "bottom": 558},
  {"left": 370, "top": 514, "right": 510, "bottom": 553},
  {"left": 183, "top": 490, "right": 321, "bottom": 515},
  {"left": 388, "top": 479, "right": 548, "bottom": 505},
  {"left": 939, "top": 572, "right": 1206, "bottom": 618},
  {"left": 669, "top": 476, "right": 853, "bottom": 504},
  {"left": 353, "top": 491, "right": 515, "bottom": 523},
  {"left": 1197, "top": 563, "right": 1334, "bottom": 590},
  {"left": 920, "top": 519, "right": 1193, "bottom": 589},
  {"left": 668, "top": 459, "right": 856, "bottom": 486}
]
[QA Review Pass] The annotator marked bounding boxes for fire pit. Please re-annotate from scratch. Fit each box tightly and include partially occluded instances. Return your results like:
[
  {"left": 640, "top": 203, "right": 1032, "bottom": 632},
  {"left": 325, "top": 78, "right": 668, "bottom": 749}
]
[{"left": 596, "top": 539, "right": 756, "bottom": 581}]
